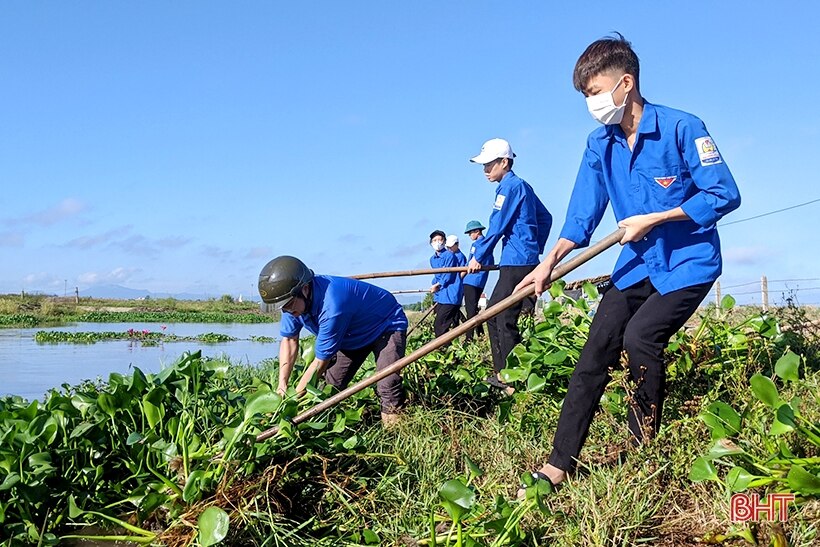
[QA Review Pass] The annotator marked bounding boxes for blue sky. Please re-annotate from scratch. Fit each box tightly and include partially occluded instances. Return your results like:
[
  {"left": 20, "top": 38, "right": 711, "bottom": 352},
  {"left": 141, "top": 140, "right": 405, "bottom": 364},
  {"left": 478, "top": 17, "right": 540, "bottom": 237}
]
[{"left": 2, "top": 2, "right": 819, "bottom": 305}]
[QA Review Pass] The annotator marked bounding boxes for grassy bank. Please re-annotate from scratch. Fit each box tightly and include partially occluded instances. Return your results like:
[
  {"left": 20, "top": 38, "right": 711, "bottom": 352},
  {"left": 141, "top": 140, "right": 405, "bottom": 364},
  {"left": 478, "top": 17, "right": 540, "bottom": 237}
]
[
  {"left": 0, "top": 293, "right": 278, "bottom": 328},
  {"left": 1, "top": 283, "right": 818, "bottom": 545}
]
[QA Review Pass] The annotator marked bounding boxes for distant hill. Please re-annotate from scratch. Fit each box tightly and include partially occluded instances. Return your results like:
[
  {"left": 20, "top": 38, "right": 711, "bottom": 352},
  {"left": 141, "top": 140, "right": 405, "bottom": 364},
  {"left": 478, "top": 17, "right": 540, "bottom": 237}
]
[{"left": 78, "top": 284, "right": 259, "bottom": 301}]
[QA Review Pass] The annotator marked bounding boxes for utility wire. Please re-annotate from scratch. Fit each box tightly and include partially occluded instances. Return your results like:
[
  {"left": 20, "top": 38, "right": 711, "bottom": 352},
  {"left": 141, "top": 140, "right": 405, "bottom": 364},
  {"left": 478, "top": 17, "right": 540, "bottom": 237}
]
[
  {"left": 720, "top": 197, "right": 820, "bottom": 227},
  {"left": 721, "top": 278, "right": 820, "bottom": 289},
  {"left": 727, "top": 286, "right": 820, "bottom": 296}
]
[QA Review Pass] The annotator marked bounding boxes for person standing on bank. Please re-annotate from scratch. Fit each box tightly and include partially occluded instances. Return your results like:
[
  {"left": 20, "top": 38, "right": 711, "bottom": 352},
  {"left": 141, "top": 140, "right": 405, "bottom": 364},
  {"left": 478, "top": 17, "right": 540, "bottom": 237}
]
[
  {"left": 467, "top": 138, "right": 552, "bottom": 388},
  {"left": 462, "top": 220, "right": 492, "bottom": 341},
  {"left": 429, "top": 230, "right": 463, "bottom": 336},
  {"left": 258, "top": 255, "right": 407, "bottom": 425},
  {"left": 515, "top": 34, "right": 741, "bottom": 489}
]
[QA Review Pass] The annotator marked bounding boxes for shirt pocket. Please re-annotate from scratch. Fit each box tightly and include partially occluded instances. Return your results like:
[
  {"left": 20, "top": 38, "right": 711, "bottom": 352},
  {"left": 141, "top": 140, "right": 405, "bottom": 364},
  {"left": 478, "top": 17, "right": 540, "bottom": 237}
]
[{"left": 641, "top": 166, "right": 687, "bottom": 209}]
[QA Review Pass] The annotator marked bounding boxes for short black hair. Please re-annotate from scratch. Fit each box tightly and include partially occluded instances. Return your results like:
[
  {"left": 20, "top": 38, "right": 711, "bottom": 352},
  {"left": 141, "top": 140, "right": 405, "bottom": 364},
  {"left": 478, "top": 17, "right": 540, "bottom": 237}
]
[
  {"left": 429, "top": 230, "right": 446, "bottom": 242},
  {"left": 573, "top": 32, "right": 640, "bottom": 93}
]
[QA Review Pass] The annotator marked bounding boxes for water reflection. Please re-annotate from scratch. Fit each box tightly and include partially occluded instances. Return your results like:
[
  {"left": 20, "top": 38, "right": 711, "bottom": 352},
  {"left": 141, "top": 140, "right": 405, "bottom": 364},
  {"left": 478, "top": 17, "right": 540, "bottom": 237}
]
[{"left": 0, "top": 322, "right": 280, "bottom": 401}]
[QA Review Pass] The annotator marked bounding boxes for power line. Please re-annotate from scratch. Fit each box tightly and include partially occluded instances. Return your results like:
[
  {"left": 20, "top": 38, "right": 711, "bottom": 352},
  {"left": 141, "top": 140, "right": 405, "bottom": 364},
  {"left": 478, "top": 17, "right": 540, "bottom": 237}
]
[
  {"left": 721, "top": 278, "right": 820, "bottom": 289},
  {"left": 728, "top": 286, "right": 820, "bottom": 297},
  {"left": 720, "top": 198, "right": 820, "bottom": 227}
]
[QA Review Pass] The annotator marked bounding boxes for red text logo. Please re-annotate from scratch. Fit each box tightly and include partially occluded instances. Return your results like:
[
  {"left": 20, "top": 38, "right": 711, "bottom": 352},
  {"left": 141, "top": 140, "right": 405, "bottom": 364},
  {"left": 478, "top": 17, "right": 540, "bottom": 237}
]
[{"left": 730, "top": 493, "right": 795, "bottom": 522}]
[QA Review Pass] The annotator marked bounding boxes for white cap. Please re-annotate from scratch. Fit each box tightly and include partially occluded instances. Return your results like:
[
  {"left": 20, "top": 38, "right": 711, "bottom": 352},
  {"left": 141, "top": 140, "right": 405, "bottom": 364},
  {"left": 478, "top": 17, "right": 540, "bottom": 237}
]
[
  {"left": 470, "top": 138, "right": 516, "bottom": 164},
  {"left": 445, "top": 234, "right": 459, "bottom": 247}
]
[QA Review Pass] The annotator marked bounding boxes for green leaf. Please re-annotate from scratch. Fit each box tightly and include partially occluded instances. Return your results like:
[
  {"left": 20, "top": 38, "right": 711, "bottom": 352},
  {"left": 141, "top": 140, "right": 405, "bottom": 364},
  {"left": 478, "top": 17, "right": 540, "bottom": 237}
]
[
  {"left": 342, "top": 435, "right": 359, "bottom": 450},
  {"left": 706, "top": 438, "right": 745, "bottom": 460},
  {"left": 362, "top": 529, "right": 380, "bottom": 545},
  {"left": 68, "top": 495, "right": 83, "bottom": 518},
  {"left": 126, "top": 432, "right": 144, "bottom": 446},
  {"left": 689, "top": 457, "right": 718, "bottom": 482},
  {"left": 464, "top": 455, "right": 483, "bottom": 480},
  {"left": 547, "top": 281, "right": 566, "bottom": 300},
  {"left": 726, "top": 333, "right": 747, "bottom": 348},
  {"left": 775, "top": 404, "right": 798, "bottom": 430},
  {"left": 142, "top": 389, "right": 165, "bottom": 429},
  {"left": 96, "top": 393, "right": 118, "bottom": 417},
  {"left": 582, "top": 281, "right": 599, "bottom": 300},
  {"left": 439, "top": 479, "right": 475, "bottom": 523},
  {"left": 701, "top": 401, "right": 742, "bottom": 438},
  {"left": 301, "top": 343, "right": 315, "bottom": 365},
  {"left": 726, "top": 466, "right": 756, "bottom": 492},
  {"left": 198, "top": 506, "right": 230, "bottom": 546},
  {"left": 720, "top": 294, "right": 736, "bottom": 310},
  {"left": 526, "top": 373, "right": 546, "bottom": 393},
  {"left": 774, "top": 351, "right": 800, "bottom": 382},
  {"left": 750, "top": 374, "right": 780, "bottom": 408},
  {"left": 243, "top": 390, "right": 282, "bottom": 421},
  {"left": 541, "top": 350, "right": 568, "bottom": 365},
  {"left": 499, "top": 367, "right": 528, "bottom": 383},
  {"left": 183, "top": 470, "right": 206, "bottom": 503},
  {"left": 787, "top": 465, "right": 820, "bottom": 495}
]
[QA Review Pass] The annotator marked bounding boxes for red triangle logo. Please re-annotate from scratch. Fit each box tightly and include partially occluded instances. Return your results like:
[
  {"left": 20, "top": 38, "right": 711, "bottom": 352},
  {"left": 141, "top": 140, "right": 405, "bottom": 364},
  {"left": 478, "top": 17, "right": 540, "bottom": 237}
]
[{"left": 654, "top": 176, "right": 677, "bottom": 188}]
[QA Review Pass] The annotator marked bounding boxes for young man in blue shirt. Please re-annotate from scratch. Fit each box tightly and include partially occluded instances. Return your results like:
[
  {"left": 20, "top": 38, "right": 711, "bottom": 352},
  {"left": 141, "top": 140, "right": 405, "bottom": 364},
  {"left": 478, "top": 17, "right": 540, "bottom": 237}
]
[
  {"left": 258, "top": 255, "right": 408, "bottom": 425},
  {"left": 463, "top": 220, "right": 492, "bottom": 341},
  {"left": 516, "top": 34, "right": 741, "bottom": 487},
  {"left": 467, "top": 139, "right": 552, "bottom": 388},
  {"left": 429, "top": 229, "right": 463, "bottom": 336}
]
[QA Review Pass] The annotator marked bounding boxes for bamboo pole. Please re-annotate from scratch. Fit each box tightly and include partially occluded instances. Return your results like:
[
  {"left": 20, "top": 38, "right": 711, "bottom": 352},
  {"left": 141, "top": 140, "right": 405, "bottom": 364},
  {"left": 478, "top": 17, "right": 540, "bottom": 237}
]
[
  {"left": 256, "top": 228, "right": 624, "bottom": 442},
  {"left": 406, "top": 304, "right": 437, "bottom": 336},
  {"left": 350, "top": 265, "right": 500, "bottom": 280},
  {"left": 390, "top": 289, "right": 430, "bottom": 294}
]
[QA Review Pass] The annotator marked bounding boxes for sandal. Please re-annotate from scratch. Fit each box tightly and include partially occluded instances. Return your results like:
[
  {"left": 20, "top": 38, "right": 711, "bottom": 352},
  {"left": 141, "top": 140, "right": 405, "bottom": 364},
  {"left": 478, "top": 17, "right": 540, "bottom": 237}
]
[
  {"left": 484, "top": 375, "right": 511, "bottom": 389},
  {"left": 516, "top": 471, "right": 560, "bottom": 500}
]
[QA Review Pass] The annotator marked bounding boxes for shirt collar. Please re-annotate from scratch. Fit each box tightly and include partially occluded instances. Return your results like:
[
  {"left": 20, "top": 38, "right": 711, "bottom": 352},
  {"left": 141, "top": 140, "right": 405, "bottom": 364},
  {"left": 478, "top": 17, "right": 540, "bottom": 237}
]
[{"left": 602, "top": 100, "right": 658, "bottom": 143}]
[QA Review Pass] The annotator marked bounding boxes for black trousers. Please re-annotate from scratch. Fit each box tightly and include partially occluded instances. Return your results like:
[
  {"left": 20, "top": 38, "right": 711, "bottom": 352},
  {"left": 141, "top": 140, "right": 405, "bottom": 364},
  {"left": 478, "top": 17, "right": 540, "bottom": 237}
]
[
  {"left": 487, "top": 266, "right": 536, "bottom": 373},
  {"left": 323, "top": 330, "right": 406, "bottom": 414},
  {"left": 434, "top": 303, "right": 462, "bottom": 337},
  {"left": 549, "top": 278, "right": 712, "bottom": 471},
  {"left": 463, "top": 284, "right": 484, "bottom": 340}
]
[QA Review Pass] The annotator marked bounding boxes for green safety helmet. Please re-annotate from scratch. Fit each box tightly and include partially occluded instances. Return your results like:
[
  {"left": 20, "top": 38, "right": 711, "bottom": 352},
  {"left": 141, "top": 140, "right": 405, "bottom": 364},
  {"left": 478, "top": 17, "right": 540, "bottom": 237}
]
[
  {"left": 258, "top": 256, "right": 314, "bottom": 307},
  {"left": 464, "top": 220, "right": 486, "bottom": 234}
]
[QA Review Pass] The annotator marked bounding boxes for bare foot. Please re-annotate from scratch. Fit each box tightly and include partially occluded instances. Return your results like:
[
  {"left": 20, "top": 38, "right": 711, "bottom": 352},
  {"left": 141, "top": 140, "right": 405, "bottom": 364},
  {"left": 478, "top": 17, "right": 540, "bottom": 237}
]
[{"left": 381, "top": 412, "right": 401, "bottom": 428}]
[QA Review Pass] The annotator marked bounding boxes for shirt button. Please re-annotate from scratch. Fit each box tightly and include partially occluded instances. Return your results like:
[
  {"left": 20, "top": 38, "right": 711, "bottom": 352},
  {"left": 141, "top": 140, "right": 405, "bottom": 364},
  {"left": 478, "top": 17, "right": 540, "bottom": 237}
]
[{"left": 643, "top": 237, "right": 648, "bottom": 241}]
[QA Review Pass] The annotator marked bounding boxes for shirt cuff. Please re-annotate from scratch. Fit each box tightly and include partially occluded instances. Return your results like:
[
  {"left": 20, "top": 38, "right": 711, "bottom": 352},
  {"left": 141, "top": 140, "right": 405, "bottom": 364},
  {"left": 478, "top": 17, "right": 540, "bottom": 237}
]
[{"left": 681, "top": 194, "right": 720, "bottom": 227}]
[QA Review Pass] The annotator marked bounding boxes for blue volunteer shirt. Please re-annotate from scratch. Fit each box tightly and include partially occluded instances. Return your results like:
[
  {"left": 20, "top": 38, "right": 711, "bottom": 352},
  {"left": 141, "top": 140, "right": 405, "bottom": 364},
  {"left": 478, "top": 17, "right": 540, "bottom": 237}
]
[
  {"left": 559, "top": 101, "right": 741, "bottom": 295},
  {"left": 472, "top": 171, "right": 552, "bottom": 267},
  {"left": 430, "top": 250, "right": 463, "bottom": 305},
  {"left": 464, "top": 237, "right": 492, "bottom": 289},
  {"left": 279, "top": 275, "right": 408, "bottom": 360}
]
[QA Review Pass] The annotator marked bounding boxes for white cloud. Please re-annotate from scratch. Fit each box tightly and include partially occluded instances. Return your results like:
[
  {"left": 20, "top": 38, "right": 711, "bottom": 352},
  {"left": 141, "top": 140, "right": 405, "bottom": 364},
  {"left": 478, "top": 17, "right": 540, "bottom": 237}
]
[
  {"left": 723, "top": 246, "right": 772, "bottom": 266},
  {"left": 0, "top": 231, "right": 24, "bottom": 247},
  {"left": 63, "top": 226, "right": 132, "bottom": 250},
  {"left": 9, "top": 198, "right": 88, "bottom": 227},
  {"left": 77, "top": 267, "right": 139, "bottom": 285},
  {"left": 245, "top": 246, "right": 273, "bottom": 259}
]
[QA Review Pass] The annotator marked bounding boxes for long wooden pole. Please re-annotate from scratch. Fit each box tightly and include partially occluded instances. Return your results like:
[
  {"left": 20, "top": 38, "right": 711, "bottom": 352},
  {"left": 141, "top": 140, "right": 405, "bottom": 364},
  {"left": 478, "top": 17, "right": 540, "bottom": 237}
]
[
  {"left": 390, "top": 289, "right": 430, "bottom": 294},
  {"left": 351, "top": 265, "right": 500, "bottom": 280},
  {"left": 406, "top": 304, "right": 437, "bottom": 336},
  {"left": 257, "top": 228, "right": 624, "bottom": 442}
]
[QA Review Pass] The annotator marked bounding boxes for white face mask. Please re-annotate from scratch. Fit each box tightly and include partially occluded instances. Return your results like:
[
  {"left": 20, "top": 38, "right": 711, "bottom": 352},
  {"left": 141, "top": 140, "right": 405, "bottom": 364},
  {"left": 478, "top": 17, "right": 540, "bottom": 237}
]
[
  {"left": 431, "top": 242, "right": 444, "bottom": 252},
  {"left": 585, "top": 76, "right": 628, "bottom": 125}
]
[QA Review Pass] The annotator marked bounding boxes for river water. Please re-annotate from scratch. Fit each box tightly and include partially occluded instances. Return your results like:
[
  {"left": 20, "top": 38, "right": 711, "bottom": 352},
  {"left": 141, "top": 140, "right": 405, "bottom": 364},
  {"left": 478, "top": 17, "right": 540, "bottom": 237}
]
[{"left": 0, "top": 322, "right": 281, "bottom": 401}]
